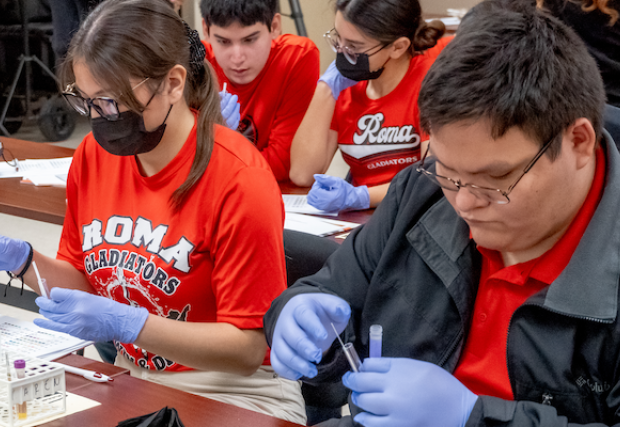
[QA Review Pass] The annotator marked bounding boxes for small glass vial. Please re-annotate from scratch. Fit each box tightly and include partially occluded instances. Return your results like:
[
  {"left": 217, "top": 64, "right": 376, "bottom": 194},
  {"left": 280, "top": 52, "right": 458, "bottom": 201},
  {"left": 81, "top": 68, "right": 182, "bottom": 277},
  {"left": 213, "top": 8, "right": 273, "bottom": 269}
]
[
  {"left": 369, "top": 324, "right": 383, "bottom": 358},
  {"left": 14, "top": 359, "right": 27, "bottom": 420}
]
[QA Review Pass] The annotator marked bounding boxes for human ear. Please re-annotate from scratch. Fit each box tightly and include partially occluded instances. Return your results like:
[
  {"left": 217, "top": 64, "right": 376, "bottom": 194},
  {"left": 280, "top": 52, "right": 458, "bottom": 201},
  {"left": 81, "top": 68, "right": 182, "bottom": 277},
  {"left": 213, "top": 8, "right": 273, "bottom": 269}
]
[
  {"left": 163, "top": 64, "right": 187, "bottom": 105},
  {"left": 389, "top": 36, "right": 412, "bottom": 60},
  {"left": 566, "top": 117, "right": 597, "bottom": 169},
  {"left": 271, "top": 13, "right": 282, "bottom": 38}
]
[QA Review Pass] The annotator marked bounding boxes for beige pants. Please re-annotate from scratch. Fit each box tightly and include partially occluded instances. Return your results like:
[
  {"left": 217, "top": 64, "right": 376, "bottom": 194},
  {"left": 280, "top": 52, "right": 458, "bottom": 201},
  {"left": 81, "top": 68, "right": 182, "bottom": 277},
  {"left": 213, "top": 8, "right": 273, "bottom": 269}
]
[{"left": 116, "top": 356, "right": 306, "bottom": 425}]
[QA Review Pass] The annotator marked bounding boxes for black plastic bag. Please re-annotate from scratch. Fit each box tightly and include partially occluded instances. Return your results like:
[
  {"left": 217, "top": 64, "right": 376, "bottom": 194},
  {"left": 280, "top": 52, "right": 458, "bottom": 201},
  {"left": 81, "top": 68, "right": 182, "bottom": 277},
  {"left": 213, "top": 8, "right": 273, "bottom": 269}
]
[{"left": 117, "top": 407, "right": 185, "bottom": 427}]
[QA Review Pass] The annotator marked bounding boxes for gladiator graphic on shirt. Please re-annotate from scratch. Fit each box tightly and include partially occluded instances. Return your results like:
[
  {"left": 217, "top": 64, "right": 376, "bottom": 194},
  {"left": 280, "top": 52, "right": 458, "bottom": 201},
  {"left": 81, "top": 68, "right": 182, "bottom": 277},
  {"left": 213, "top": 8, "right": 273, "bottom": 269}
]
[
  {"left": 238, "top": 115, "right": 258, "bottom": 145},
  {"left": 81, "top": 215, "right": 196, "bottom": 371}
]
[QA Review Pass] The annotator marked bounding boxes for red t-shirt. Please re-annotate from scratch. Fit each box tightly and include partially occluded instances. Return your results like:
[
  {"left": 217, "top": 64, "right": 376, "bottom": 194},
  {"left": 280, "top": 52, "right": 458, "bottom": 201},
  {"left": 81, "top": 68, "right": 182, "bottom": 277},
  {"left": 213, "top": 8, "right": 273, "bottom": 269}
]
[
  {"left": 57, "top": 117, "right": 286, "bottom": 371},
  {"left": 204, "top": 34, "right": 320, "bottom": 182},
  {"left": 331, "top": 37, "right": 451, "bottom": 187},
  {"left": 453, "top": 147, "right": 605, "bottom": 398}
]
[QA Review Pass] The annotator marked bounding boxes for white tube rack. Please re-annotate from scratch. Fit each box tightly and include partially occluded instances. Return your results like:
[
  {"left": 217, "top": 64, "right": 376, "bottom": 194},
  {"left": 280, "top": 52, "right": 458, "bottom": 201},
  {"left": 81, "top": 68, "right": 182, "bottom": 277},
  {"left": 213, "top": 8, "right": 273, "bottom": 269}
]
[{"left": 0, "top": 354, "right": 66, "bottom": 427}]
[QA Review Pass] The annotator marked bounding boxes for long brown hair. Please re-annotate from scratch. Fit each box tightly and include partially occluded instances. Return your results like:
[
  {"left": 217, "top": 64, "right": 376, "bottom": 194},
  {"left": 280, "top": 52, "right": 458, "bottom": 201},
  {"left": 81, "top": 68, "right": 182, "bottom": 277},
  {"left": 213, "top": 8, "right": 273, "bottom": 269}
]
[
  {"left": 537, "top": 0, "right": 619, "bottom": 24},
  {"left": 60, "top": 0, "right": 223, "bottom": 211}
]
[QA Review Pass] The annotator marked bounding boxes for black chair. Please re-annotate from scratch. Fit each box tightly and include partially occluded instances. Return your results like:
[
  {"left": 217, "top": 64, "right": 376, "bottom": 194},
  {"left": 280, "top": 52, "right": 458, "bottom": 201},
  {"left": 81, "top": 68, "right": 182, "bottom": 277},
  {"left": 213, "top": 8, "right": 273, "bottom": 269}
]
[{"left": 283, "top": 230, "right": 349, "bottom": 425}]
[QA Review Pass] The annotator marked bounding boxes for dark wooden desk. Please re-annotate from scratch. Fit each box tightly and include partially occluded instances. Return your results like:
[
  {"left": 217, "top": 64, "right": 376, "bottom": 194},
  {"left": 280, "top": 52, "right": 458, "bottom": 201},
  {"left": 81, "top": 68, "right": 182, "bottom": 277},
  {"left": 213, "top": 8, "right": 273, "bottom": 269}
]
[
  {"left": 44, "top": 355, "right": 304, "bottom": 427},
  {"left": 0, "top": 137, "right": 374, "bottom": 231},
  {"left": 0, "top": 137, "right": 73, "bottom": 225}
]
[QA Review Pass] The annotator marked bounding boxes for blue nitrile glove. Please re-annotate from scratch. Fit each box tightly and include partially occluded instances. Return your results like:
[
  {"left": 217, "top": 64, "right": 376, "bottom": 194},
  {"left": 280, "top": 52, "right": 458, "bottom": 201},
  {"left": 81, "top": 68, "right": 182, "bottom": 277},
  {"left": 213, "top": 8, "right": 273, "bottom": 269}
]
[
  {"left": 343, "top": 357, "right": 479, "bottom": 427},
  {"left": 0, "top": 235, "right": 30, "bottom": 272},
  {"left": 307, "top": 174, "right": 370, "bottom": 213},
  {"left": 270, "top": 293, "right": 351, "bottom": 380},
  {"left": 318, "top": 60, "right": 357, "bottom": 100},
  {"left": 219, "top": 90, "right": 241, "bottom": 130},
  {"left": 34, "top": 287, "right": 150, "bottom": 344}
]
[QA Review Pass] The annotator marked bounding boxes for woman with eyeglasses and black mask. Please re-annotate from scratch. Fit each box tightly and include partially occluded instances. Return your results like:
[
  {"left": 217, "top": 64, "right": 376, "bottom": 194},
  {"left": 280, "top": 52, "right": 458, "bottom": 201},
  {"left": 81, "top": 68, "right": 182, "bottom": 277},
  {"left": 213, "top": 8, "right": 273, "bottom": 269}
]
[
  {"left": 289, "top": 0, "right": 450, "bottom": 213},
  {"left": 0, "top": 0, "right": 307, "bottom": 422}
]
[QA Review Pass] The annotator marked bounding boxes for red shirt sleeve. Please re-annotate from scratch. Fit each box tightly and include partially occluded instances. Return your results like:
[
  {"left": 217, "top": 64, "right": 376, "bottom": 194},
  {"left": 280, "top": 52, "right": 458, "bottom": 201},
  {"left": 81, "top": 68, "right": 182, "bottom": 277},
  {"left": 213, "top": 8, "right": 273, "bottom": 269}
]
[{"left": 259, "top": 41, "right": 320, "bottom": 181}]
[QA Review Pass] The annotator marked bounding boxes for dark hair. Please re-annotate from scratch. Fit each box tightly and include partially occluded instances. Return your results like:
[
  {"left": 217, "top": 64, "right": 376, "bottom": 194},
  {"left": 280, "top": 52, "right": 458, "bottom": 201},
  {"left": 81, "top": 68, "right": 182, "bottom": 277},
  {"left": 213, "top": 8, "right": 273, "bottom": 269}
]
[
  {"left": 418, "top": 0, "right": 606, "bottom": 159},
  {"left": 60, "top": 0, "right": 222, "bottom": 211},
  {"left": 200, "top": 0, "right": 277, "bottom": 31},
  {"left": 538, "top": 0, "right": 619, "bottom": 25},
  {"left": 335, "top": 0, "right": 445, "bottom": 54}
]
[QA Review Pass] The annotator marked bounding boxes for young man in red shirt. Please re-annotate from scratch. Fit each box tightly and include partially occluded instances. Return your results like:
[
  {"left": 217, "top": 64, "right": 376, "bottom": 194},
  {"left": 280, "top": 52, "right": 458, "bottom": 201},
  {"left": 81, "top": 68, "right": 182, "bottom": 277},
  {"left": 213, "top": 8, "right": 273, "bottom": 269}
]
[
  {"left": 200, "top": 0, "right": 319, "bottom": 182},
  {"left": 264, "top": 1, "right": 620, "bottom": 426}
]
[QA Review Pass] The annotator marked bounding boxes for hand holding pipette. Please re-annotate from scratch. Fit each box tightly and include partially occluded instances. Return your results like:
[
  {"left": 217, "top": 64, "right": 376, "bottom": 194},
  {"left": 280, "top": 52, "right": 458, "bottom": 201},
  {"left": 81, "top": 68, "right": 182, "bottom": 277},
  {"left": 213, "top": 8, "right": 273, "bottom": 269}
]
[
  {"left": 270, "top": 293, "right": 351, "bottom": 380},
  {"left": 219, "top": 82, "right": 241, "bottom": 130}
]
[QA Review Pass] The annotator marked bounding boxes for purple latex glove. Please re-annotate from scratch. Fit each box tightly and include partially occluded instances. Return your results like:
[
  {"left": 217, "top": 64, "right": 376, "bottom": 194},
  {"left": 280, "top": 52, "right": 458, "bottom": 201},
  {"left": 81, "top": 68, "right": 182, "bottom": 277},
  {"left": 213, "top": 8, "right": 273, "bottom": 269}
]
[
  {"left": 0, "top": 235, "right": 30, "bottom": 272},
  {"left": 35, "top": 287, "right": 149, "bottom": 344},
  {"left": 318, "top": 60, "right": 357, "bottom": 100},
  {"left": 343, "top": 357, "right": 479, "bottom": 427},
  {"left": 219, "top": 90, "right": 241, "bottom": 130},
  {"left": 270, "top": 293, "right": 351, "bottom": 380},
  {"left": 307, "top": 174, "right": 370, "bottom": 213}
]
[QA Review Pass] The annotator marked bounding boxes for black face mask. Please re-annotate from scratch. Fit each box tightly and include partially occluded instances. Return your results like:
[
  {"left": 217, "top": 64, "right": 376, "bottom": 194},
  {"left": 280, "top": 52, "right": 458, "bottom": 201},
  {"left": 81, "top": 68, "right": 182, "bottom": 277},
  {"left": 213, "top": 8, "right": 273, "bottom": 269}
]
[
  {"left": 336, "top": 52, "right": 386, "bottom": 82},
  {"left": 91, "top": 105, "right": 172, "bottom": 156}
]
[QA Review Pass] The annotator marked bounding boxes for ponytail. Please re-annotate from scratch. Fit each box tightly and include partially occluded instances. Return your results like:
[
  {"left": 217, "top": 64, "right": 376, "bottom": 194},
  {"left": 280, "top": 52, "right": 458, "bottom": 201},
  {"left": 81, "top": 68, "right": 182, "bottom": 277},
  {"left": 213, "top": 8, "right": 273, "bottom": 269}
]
[
  {"left": 412, "top": 20, "right": 446, "bottom": 53},
  {"left": 170, "top": 24, "right": 223, "bottom": 211}
]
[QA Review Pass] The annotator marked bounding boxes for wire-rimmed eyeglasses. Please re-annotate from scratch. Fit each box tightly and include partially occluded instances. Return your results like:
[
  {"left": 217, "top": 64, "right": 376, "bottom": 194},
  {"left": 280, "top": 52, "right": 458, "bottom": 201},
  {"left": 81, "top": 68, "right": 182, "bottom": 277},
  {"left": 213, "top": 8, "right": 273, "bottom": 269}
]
[
  {"left": 61, "top": 78, "right": 150, "bottom": 122},
  {"left": 323, "top": 28, "right": 387, "bottom": 65},
  {"left": 0, "top": 140, "right": 19, "bottom": 169},
  {"left": 415, "top": 135, "right": 557, "bottom": 204}
]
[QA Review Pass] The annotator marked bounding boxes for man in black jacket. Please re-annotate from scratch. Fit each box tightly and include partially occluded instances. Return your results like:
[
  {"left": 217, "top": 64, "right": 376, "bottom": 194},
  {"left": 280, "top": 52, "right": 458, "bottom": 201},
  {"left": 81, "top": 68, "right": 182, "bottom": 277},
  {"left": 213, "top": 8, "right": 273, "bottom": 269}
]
[{"left": 265, "top": 1, "right": 620, "bottom": 426}]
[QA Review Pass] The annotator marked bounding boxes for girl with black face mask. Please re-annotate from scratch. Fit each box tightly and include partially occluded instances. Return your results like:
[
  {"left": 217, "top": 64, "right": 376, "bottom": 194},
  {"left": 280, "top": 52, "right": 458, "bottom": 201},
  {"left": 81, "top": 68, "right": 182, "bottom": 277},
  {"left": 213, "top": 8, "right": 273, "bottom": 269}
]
[
  {"left": 0, "top": 0, "right": 306, "bottom": 422},
  {"left": 289, "top": 0, "right": 448, "bottom": 213}
]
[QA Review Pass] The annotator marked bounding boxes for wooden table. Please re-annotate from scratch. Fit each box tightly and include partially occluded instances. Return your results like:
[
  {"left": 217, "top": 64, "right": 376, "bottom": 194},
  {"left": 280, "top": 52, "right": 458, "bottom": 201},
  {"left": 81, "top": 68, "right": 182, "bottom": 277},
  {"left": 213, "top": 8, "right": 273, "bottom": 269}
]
[
  {"left": 0, "top": 137, "right": 72, "bottom": 225},
  {"left": 0, "top": 137, "right": 374, "bottom": 230},
  {"left": 43, "top": 355, "right": 304, "bottom": 427}
]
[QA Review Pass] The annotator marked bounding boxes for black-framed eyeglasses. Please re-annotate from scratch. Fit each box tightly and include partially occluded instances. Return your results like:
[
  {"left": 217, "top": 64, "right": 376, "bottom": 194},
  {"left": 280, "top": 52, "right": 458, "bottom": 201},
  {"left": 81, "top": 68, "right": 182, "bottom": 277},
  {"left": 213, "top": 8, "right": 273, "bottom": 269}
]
[
  {"left": 416, "top": 135, "right": 557, "bottom": 204},
  {"left": 323, "top": 28, "right": 388, "bottom": 65},
  {"left": 0, "top": 140, "right": 19, "bottom": 169},
  {"left": 61, "top": 78, "right": 150, "bottom": 122}
]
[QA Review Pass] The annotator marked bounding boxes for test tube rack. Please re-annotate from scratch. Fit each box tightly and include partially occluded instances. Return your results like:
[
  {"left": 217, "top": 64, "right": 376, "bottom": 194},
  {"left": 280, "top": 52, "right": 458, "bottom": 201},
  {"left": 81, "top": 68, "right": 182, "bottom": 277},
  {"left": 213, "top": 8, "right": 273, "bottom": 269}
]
[{"left": 0, "top": 354, "right": 66, "bottom": 427}]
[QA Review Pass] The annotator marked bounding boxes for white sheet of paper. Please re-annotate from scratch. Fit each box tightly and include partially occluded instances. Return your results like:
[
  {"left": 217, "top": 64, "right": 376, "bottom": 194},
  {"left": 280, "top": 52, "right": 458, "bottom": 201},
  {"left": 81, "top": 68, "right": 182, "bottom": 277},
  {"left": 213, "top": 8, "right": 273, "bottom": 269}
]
[
  {"left": 282, "top": 195, "right": 338, "bottom": 216},
  {"left": 0, "top": 158, "right": 72, "bottom": 179},
  {"left": 0, "top": 316, "right": 92, "bottom": 361},
  {"left": 284, "top": 212, "right": 360, "bottom": 237},
  {"left": 17, "top": 392, "right": 101, "bottom": 427}
]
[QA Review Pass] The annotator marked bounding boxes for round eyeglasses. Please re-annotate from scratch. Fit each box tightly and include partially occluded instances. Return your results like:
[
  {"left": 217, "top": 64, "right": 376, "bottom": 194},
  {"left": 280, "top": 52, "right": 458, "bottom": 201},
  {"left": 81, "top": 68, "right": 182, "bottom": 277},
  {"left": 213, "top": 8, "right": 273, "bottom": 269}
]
[
  {"left": 61, "top": 78, "right": 150, "bottom": 122},
  {"left": 416, "top": 135, "right": 557, "bottom": 204},
  {"left": 323, "top": 28, "right": 387, "bottom": 65},
  {"left": 0, "top": 140, "right": 18, "bottom": 168}
]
